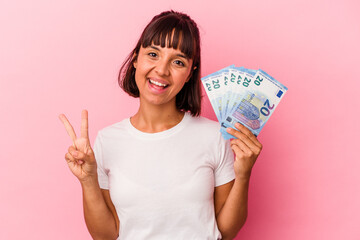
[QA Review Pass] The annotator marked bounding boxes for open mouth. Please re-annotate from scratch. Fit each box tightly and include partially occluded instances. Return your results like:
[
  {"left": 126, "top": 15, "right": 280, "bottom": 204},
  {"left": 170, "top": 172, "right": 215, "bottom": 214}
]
[{"left": 148, "top": 79, "right": 169, "bottom": 89}]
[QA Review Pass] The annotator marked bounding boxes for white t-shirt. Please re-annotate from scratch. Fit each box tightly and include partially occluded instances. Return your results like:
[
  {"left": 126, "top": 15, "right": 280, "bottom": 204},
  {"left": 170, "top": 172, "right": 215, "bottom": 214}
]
[{"left": 93, "top": 112, "right": 235, "bottom": 240}]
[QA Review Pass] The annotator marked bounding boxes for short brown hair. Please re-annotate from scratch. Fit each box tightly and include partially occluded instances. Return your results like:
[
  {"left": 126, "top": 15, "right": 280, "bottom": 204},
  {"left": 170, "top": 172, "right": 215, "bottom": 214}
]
[{"left": 118, "top": 10, "right": 202, "bottom": 116}]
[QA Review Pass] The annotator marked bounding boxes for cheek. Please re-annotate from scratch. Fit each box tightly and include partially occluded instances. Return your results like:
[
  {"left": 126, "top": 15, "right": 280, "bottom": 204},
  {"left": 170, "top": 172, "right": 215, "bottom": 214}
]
[
  {"left": 134, "top": 61, "right": 147, "bottom": 79},
  {"left": 135, "top": 70, "right": 144, "bottom": 89},
  {"left": 134, "top": 70, "right": 144, "bottom": 88},
  {"left": 135, "top": 60, "right": 152, "bottom": 76},
  {"left": 175, "top": 79, "right": 188, "bottom": 93},
  {"left": 179, "top": 71, "right": 192, "bottom": 85}
]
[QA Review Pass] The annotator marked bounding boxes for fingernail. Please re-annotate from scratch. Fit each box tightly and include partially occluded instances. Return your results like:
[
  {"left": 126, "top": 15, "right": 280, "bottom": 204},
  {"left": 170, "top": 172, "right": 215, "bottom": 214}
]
[
  {"left": 227, "top": 128, "right": 232, "bottom": 132},
  {"left": 72, "top": 151, "right": 78, "bottom": 157}
]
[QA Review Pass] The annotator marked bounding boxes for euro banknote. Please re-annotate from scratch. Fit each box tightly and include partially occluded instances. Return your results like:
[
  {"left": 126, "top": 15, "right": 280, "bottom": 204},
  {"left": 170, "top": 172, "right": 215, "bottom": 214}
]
[{"left": 201, "top": 65, "right": 288, "bottom": 139}]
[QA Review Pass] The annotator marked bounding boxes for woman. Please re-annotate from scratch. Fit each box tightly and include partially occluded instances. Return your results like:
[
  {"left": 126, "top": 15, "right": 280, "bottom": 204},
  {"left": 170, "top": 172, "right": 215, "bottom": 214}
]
[{"left": 59, "top": 10, "right": 262, "bottom": 240}]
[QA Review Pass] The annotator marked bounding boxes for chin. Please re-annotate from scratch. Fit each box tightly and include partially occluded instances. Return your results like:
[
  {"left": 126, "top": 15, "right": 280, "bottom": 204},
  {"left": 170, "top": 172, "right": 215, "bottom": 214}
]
[{"left": 142, "top": 96, "right": 175, "bottom": 107}]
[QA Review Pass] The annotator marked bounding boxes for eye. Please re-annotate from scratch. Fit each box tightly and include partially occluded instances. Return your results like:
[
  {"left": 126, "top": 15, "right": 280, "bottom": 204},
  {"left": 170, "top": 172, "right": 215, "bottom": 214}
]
[
  {"left": 148, "top": 52, "right": 157, "bottom": 58},
  {"left": 174, "top": 60, "right": 185, "bottom": 67}
]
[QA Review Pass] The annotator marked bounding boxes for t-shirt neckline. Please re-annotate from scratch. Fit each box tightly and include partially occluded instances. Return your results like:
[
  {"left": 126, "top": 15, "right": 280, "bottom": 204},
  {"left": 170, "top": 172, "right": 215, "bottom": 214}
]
[{"left": 126, "top": 112, "right": 191, "bottom": 140}]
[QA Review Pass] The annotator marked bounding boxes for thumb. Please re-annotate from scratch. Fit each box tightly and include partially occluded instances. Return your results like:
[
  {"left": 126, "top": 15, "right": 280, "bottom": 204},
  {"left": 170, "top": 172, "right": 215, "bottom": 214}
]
[{"left": 72, "top": 147, "right": 94, "bottom": 164}]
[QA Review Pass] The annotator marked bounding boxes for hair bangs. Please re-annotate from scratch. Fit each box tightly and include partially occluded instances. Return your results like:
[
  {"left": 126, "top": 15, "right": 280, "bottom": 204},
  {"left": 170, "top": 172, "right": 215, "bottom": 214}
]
[{"left": 141, "top": 17, "right": 196, "bottom": 60}]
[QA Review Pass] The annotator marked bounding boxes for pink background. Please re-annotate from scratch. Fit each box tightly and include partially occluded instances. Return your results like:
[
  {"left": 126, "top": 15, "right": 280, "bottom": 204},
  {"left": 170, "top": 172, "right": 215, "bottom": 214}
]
[{"left": 1, "top": 0, "right": 359, "bottom": 239}]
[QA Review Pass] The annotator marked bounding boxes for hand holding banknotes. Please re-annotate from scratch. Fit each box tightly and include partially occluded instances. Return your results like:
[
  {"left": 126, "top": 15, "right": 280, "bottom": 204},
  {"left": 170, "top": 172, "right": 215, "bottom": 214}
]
[
  {"left": 227, "top": 122, "right": 262, "bottom": 178},
  {"left": 59, "top": 109, "right": 97, "bottom": 182}
]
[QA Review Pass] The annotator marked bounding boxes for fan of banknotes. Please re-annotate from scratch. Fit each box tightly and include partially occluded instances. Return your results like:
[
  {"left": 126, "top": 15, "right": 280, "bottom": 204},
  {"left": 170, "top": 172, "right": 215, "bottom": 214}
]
[{"left": 201, "top": 65, "right": 288, "bottom": 139}]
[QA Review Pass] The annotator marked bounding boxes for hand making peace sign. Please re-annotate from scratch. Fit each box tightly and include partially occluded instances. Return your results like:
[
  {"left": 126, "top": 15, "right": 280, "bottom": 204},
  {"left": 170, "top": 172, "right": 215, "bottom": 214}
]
[{"left": 59, "top": 110, "right": 97, "bottom": 182}]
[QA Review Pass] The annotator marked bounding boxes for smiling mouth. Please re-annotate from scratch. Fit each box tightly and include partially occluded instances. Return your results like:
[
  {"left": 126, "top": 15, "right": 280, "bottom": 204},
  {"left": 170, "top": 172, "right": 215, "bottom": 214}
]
[{"left": 148, "top": 79, "right": 169, "bottom": 88}]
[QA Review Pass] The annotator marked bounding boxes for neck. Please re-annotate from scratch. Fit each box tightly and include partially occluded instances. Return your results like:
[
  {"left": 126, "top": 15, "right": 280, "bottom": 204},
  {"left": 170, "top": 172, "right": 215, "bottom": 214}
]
[{"left": 130, "top": 100, "right": 185, "bottom": 133}]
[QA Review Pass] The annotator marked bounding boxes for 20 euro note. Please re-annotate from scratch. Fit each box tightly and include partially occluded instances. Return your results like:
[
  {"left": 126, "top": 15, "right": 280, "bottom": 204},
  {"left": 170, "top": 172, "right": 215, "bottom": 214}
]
[
  {"left": 220, "top": 69, "right": 288, "bottom": 139},
  {"left": 201, "top": 65, "right": 234, "bottom": 122}
]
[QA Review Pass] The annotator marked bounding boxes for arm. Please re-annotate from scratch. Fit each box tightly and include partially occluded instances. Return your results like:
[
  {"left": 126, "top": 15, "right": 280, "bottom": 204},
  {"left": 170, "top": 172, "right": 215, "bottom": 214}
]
[
  {"left": 215, "top": 176, "right": 250, "bottom": 240},
  {"left": 81, "top": 178, "right": 119, "bottom": 240},
  {"left": 215, "top": 123, "right": 262, "bottom": 240},
  {"left": 59, "top": 110, "right": 119, "bottom": 240}
]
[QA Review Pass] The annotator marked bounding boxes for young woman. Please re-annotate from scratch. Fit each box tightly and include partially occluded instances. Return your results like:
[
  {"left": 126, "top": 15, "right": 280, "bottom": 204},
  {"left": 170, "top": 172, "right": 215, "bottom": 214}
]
[{"left": 59, "top": 10, "right": 262, "bottom": 240}]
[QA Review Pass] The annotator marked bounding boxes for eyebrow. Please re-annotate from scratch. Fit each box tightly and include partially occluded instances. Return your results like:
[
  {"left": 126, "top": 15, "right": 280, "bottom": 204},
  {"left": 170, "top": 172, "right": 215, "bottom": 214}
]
[{"left": 150, "top": 45, "right": 189, "bottom": 59}]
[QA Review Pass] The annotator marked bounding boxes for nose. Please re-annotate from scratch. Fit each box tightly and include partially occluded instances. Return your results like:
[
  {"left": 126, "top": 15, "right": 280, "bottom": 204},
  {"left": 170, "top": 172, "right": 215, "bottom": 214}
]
[{"left": 155, "top": 58, "right": 170, "bottom": 76}]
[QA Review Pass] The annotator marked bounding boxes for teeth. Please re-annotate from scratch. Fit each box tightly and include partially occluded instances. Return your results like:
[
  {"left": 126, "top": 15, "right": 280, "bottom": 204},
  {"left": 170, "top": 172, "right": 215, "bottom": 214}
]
[{"left": 149, "top": 79, "right": 167, "bottom": 87}]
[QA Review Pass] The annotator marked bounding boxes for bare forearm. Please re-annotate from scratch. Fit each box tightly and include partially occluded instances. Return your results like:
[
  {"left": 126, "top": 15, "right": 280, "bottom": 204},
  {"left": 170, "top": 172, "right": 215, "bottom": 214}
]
[
  {"left": 81, "top": 177, "right": 118, "bottom": 240},
  {"left": 216, "top": 176, "right": 250, "bottom": 240}
]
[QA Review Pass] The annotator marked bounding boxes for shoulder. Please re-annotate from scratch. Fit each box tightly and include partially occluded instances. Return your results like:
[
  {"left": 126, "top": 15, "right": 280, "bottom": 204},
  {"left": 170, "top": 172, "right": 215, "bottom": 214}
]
[
  {"left": 185, "top": 114, "right": 222, "bottom": 141},
  {"left": 96, "top": 118, "right": 130, "bottom": 139},
  {"left": 187, "top": 114, "right": 219, "bottom": 129},
  {"left": 188, "top": 114, "right": 220, "bottom": 131}
]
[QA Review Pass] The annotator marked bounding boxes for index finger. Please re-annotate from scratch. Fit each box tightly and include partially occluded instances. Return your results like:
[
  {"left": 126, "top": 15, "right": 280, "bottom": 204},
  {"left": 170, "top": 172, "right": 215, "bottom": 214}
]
[
  {"left": 58, "top": 114, "right": 77, "bottom": 147},
  {"left": 81, "top": 109, "right": 89, "bottom": 139},
  {"left": 234, "top": 122, "right": 262, "bottom": 148}
]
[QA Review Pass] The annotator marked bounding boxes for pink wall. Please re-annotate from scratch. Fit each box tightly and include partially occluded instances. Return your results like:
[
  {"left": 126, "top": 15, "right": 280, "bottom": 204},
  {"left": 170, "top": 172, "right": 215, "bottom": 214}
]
[{"left": 1, "top": 0, "right": 359, "bottom": 239}]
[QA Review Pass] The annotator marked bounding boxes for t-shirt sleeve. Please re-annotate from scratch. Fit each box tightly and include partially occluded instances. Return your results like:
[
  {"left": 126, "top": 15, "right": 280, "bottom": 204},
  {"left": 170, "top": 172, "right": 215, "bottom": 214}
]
[
  {"left": 93, "top": 131, "right": 109, "bottom": 189},
  {"left": 214, "top": 133, "right": 235, "bottom": 187}
]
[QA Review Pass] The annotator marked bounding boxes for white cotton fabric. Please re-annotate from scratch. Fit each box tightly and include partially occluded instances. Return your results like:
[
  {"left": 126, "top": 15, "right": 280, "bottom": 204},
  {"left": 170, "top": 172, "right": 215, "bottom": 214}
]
[{"left": 93, "top": 112, "right": 235, "bottom": 240}]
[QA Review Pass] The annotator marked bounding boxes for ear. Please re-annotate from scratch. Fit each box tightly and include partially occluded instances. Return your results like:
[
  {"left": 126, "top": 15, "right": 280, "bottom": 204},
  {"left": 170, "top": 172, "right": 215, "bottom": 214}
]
[
  {"left": 185, "top": 66, "right": 197, "bottom": 82},
  {"left": 132, "top": 53, "right": 138, "bottom": 68}
]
